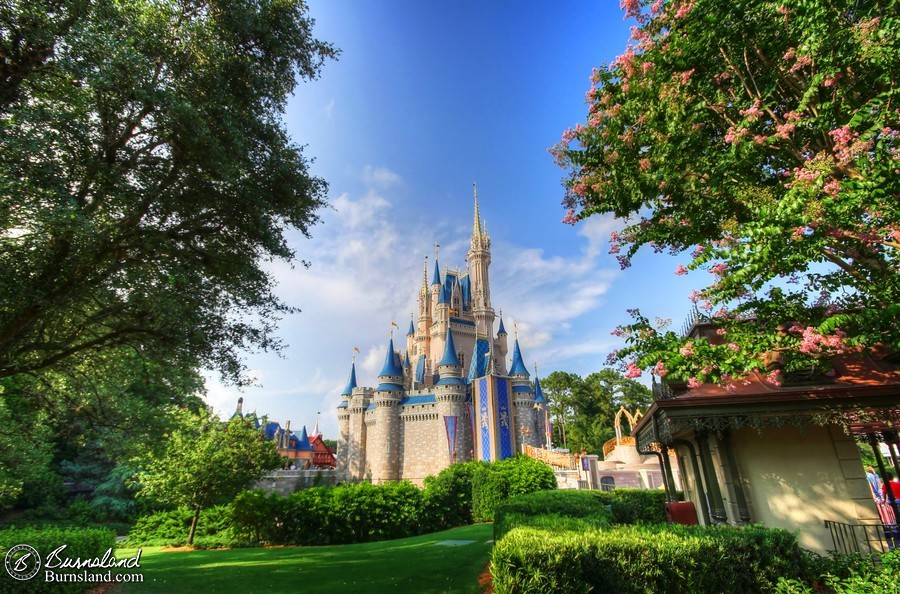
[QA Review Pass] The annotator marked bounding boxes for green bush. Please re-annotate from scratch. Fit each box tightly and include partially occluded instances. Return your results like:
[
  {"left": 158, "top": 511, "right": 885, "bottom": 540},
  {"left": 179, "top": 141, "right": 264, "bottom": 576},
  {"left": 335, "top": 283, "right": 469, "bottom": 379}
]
[
  {"left": 776, "top": 549, "right": 900, "bottom": 593},
  {"left": 125, "top": 505, "right": 233, "bottom": 547},
  {"left": 472, "top": 456, "right": 556, "bottom": 522},
  {"left": 0, "top": 526, "right": 115, "bottom": 593},
  {"left": 422, "top": 460, "right": 486, "bottom": 528},
  {"left": 494, "top": 490, "right": 612, "bottom": 541},
  {"left": 491, "top": 523, "right": 805, "bottom": 594},
  {"left": 592, "top": 488, "right": 675, "bottom": 524}
]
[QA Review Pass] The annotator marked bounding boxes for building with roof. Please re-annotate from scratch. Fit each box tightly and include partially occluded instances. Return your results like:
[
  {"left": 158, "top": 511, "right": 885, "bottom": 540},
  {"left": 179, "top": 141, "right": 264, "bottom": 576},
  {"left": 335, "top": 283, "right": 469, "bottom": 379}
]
[
  {"left": 233, "top": 397, "right": 335, "bottom": 469},
  {"left": 632, "top": 317, "right": 900, "bottom": 555},
  {"left": 336, "top": 186, "right": 548, "bottom": 485}
]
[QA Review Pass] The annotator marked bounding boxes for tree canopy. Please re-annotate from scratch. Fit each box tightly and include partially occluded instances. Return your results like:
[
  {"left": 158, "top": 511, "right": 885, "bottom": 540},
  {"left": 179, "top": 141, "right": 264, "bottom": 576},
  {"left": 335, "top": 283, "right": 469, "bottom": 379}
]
[
  {"left": 136, "top": 409, "right": 281, "bottom": 544},
  {"left": 541, "top": 369, "right": 652, "bottom": 455},
  {"left": 553, "top": 0, "right": 898, "bottom": 387},
  {"left": 0, "top": 0, "right": 337, "bottom": 387}
]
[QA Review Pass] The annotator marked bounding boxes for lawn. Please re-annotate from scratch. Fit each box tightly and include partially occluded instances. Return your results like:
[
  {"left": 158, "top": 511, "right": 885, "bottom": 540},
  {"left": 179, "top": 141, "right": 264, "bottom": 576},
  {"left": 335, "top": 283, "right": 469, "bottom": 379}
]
[{"left": 110, "top": 523, "right": 494, "bottom": 594}]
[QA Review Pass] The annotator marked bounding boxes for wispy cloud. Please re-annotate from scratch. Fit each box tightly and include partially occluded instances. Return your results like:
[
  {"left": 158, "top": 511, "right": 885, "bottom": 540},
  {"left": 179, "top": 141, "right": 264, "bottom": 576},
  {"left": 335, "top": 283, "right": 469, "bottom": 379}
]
[
  {"left": 362, "top": 165, "right": 403, "bottom": 189},
  {"left": 324, "top": 98, "right": 335, "bottom": 118}
]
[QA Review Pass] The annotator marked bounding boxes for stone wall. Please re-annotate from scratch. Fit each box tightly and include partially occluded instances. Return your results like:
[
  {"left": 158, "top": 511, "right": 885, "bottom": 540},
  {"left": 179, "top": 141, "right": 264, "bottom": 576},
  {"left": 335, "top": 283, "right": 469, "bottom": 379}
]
[{"left": 255, "top": 469, "right": 340, "bottom": 496}]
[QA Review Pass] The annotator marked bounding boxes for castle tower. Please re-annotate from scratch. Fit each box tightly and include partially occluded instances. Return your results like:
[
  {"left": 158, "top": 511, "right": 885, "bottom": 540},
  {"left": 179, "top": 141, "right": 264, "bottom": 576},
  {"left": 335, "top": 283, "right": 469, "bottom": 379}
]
[
  {"left": 435, "top": 326, "right": 470, "bottom": 464},
  {"left": 496, "top": 315, "right": 509, "bottom": 375},
  {"left": 508, "top": 333, "right": 540, "bottom": 452},
  {"left": 342, "top": 358, "right": 372, "bottom": 481},
  {"left": 370, "top": 336, "right": 403, "bottom": 483},
  {"left": 533, "top": 370, "right": 550, "bottom": 448},
  {"left": 415, "top": 257, "right": 432, "bottom": 386},
  {"left": 468, "top": 184, "right": 495, "bottom": 338}
]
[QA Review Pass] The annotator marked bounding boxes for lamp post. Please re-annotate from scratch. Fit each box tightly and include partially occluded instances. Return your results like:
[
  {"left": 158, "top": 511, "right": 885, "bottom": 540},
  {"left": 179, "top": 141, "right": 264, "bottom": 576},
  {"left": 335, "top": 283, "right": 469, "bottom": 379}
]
[{"left": 520, "top": 426, "right": 531, "bottom": 454}]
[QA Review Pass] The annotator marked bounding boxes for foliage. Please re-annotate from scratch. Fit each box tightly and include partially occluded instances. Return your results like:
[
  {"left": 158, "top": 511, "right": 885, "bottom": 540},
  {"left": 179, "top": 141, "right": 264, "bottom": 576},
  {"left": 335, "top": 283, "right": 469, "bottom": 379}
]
[
  {"left": 494, "top": 490, "right": 612, "bottom": 541},
  {"left": 472, "top": 456, "right": 556, "bottom": 522},
  {"left": 422, "top": 460, "right": 486, "bottom": 528},
  {"left": 0, "top": 0, "right": 336, "bottom": 388},
  {"left": 491, "top": 523, "right": 805, "bottom": 594},
  {"left": 124, "top": 505, "right": 235, "bottom": 548},
  {"left": 776, "top": 549, "right": 900, "bottom": 593},
  {"left": 553, "top": 0, "right": 900, "bottom": 385},
  {"left": 135, "top": 409, "right": 281, "bottom": 544},
  {"left": 541, "top": 369, "right": 651, "bottom": 454},
  {"left": 593, "top": 488, "right": 674, "bottom": 525},
  {"left": 0, "top": 525, "right": 115, "bottom": 593}
]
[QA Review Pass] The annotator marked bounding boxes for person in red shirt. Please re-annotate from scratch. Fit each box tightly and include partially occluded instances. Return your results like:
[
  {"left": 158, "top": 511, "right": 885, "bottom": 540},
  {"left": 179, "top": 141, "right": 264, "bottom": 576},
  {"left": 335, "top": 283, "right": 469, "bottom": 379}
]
[{"left": 883, "top": 472, "right": 900, "bottom": 500}]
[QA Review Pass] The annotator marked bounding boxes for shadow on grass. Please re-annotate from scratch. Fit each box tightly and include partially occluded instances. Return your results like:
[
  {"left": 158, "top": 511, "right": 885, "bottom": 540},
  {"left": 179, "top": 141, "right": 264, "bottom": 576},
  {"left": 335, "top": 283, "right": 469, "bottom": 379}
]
[{"left": 111, "top": 523, "right": 494, "bottom": 594}]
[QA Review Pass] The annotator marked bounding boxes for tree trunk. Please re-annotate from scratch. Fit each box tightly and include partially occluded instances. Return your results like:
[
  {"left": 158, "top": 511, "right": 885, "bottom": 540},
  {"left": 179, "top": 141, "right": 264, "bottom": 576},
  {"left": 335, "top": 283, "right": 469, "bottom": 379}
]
[{"left": 188, "top": 507, "right": 201, "bottom": 546}]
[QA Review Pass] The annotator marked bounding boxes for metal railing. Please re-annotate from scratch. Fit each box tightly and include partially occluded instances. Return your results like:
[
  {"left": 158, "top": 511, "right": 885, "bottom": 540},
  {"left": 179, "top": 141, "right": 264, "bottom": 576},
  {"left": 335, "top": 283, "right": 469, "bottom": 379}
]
[
  {"left": 523, "top": 444, "right": 578, "bottom": 470},
  {"left": 824, "top": 519, "right": 899, "bottom": 557}
]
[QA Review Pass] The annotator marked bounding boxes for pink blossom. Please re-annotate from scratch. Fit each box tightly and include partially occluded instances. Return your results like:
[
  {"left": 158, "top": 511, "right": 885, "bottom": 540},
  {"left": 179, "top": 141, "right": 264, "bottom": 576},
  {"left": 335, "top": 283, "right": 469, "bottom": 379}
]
[
  {"left": 823, "top": 179, "right": 841, "bottom": 197},
  {"left": 680, "top": 343, "right": 695, "bottom": 357},
  {"left": 727, "top": 342, "right": 740, "bottom": 352},
  {"left": 688, "top": 289, "right": 702, "bottom": 303},
  {"left": 624, "top": 361, "right": 642, "bottom": 379},
  {"left": 562, "top": 209, "right": 578, "bottom": 225},
  {"left": 639, "top": 157, "right": 652, "bottom": 171},
  {"left": 766, "top": 369, "right": 782, "bottom": 387},
  {"left": 739, "top": 100, "right": 763, "bottom": 122},
  {"left": 674, "top": 0, "right": 694, "bottom": 19},
  {"left": 687, "top": 377, "right": 701, "bottom": 389},
  {"left": 653, "top": 361, "right": 669, "bottom": 377},
  {"left": 675, "top": 264, "right": 688, "bottom": 276},
  {"left": 680, "top": 68, "right": 695, "bottom": 84},
  {"left": 709, "top": 262, "right": 728, "bottom": 276},
  {"left": 716, "top": 328, "right": 727, "bottom": 336},
  {"left": 609, "top": 243, "right": 621, "bottom": 254},
  {"left": 610, "top": 326, "right": 626, "bottom": 337},
  {"left": 620, "top": 0, "right": 641, "bottom": 20},
  {"left": 725, "top": 382, "right": 737, "bottom": 393}
]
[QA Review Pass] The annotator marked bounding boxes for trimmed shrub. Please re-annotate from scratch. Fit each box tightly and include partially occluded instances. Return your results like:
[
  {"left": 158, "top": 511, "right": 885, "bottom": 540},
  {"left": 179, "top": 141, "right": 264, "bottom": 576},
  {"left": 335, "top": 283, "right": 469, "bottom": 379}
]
[
  {"left": 0, "top": 526, "right": 115, "bottom": 593},
  {"left": 491, "top": 523, "right": 806, "bottom": 594},
  {"left": 472, "top": 456, "right": 556, "bottom": 522},
  {"left": 775, "top": 549, "right": 900, "bottom": 593},
  {"left": 494, "top": 490, "right": 612, "bottom": 541},
  {"left": 423, "top": 460, "right": 486, "bottom": 528},
  {"left": 593, "top": 488, "right": 675, "bottom": 524}
]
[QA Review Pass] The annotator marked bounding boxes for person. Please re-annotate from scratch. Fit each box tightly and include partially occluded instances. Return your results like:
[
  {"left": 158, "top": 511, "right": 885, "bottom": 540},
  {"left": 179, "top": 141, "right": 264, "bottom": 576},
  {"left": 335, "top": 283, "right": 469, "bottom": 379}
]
[
  {"left": 882, "top": 472, "right": 900, "bottom": 501},
  {"left": 866, "top": 465, "right": 883, "bottom": 503}
]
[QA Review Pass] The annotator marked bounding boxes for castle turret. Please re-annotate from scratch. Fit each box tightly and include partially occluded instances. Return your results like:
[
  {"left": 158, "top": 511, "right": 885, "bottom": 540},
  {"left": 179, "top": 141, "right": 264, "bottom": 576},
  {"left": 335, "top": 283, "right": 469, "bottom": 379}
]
[
  {"left": 495, "top": 314, "right": 509, "bottom": 375},
  {"left": 508, "top": 336, "right": 540, "bottom": 451},
  {"left": 337, "top": 358, "right": 361, "bottom": 480},
  {"left": 435, "top": 326, "right": 469, "bottom": 463},
  {"left": 370, "top": 336, "right": 403, "bottom": 483},
  {"left": 533, "top": 370, "right": 550, "bottom": 449},
  {"left": 416, "top": 257, "right": 431, "bottom": 361}
]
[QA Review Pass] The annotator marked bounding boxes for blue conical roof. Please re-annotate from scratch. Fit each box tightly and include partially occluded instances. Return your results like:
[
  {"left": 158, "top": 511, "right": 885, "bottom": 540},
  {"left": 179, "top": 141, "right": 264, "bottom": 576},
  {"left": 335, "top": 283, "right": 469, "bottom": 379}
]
[
  {"left": 509, "top": 339, "right": 529, "bottom": 376},
  {"left": 534, "top": 376, "right": 547, "bottom": 404},
  {"left": 438, "top": 283, "right": 450, "bottom": 304},
  {"left": 341, "top": 361, "right": 357, "bottom": 396},
  {"left": 432, "top": 259, "right": 441, "bottom": 285},
  {"left": 296, "top": 426, "right": 311, "bottom": 450},
  {"left": 379, "top": 337, "right": 403, "bottom": 377},
  {"left": 407, "top": 319, "right": 415, "bottom": 336},
  {"left": 498, "top": 317, "right": 507, "bottom": 335},
  {"left": 439, "top": 327, "right": 460, "bottom": 366}
]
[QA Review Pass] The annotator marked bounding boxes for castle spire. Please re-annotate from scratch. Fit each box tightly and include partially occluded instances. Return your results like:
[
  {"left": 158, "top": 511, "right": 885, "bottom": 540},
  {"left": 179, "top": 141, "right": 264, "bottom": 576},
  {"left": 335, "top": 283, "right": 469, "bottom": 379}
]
[
  {"left": 439, "top": 326, "right": 460, "bottom": 366},
  {"left": 379, "top": 336, "right": 403, "bottom": 378},
  {"left": 509, "top": 336, "right": 529, "bottom": 376},
  {"left": 472, "top": 182, "right": 483, "bottom": 248},
  {"left": 421, "top": 255, "right": 429, "bottom": 295},
  {"left": 341, "top": 359, "right": 357, "bottom": 396}
]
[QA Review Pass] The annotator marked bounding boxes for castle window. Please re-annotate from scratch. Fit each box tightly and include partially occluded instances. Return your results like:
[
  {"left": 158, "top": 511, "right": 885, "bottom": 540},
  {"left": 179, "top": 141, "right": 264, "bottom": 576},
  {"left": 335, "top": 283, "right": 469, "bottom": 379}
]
[{"left": 600, "top": 476, "right": 616, "bottom": 492}]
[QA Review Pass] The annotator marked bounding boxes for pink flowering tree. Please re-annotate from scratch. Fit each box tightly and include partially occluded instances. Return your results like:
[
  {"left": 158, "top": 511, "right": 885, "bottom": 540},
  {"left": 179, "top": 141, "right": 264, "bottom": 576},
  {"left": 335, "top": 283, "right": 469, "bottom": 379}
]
[{"left": 554, "top": 0, "right": 899, "bottom": 387}]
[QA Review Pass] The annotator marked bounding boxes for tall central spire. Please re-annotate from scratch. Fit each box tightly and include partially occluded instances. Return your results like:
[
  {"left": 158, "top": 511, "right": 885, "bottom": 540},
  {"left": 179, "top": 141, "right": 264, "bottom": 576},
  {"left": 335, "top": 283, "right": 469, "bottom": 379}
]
[{"left": 472, "top": 183, "right": 483, "bottom": 249}]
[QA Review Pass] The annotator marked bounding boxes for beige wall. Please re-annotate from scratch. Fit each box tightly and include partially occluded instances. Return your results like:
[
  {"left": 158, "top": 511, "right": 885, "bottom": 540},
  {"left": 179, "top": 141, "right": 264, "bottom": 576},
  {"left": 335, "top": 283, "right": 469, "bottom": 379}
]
[{"left": 730, "top": 424, "right": 879, "bottom": 553}]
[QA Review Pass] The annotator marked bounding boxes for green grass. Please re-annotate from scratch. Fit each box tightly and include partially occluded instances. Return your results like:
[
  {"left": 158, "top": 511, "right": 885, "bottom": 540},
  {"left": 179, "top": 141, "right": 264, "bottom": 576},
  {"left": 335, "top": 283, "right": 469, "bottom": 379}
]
[{"left": 110, "top": 523, "right": 494, "bottom": 594}]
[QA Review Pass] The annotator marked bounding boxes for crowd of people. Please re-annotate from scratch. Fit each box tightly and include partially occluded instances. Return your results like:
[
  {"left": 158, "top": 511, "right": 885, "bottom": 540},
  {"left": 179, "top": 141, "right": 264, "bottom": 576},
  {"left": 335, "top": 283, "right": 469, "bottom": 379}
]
[{"left": 866, "top": 465, "right": 900, "bottom": 525}]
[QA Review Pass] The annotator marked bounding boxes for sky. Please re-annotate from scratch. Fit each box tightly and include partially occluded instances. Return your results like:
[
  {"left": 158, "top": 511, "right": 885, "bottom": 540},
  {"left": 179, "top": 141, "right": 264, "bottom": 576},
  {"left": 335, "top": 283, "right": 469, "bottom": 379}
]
[{"left": 205, "top": 1, "right": 700, "bottom": 437}]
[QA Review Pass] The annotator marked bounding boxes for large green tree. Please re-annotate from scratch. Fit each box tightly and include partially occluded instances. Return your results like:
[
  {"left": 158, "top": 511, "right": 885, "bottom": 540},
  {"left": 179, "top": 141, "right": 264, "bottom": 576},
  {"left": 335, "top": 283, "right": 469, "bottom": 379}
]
[
  {"left": 553, "top": 0, "right": 898, "bottom": 387},
  {"left": 540, "top": 370, "right": 651, "bottom": 455},
  {"left": 0, "top": 0, "right": 336, "bottom": 387},
  {"left": 136, "top": 409, "right": 281, "bottom": 544}
]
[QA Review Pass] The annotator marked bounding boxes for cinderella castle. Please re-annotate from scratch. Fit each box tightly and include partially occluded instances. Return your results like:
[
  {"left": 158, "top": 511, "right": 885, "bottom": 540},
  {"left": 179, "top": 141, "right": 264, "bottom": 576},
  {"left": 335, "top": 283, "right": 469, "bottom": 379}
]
[{"left": 336, "top": 186, "right": 550, "bottom": 485}]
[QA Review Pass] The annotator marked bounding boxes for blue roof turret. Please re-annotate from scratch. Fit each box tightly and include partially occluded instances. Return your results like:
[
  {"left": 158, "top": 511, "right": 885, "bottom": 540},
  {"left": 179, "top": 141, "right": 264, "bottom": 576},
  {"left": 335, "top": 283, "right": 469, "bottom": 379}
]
[
  {"left": 379, "top": 337, "right": 404, "bottom": 378},
  {"left": 498, "top": 317, "right": 507, "bottom": 336},
  {"left": 438, "top": 283, "right": 450, "bottom": 304},
  {"left": 439, "top": 327, "right": 460, "bottom": 367},
  {"left": 296, "top": 426, "right": 311, "bottom": 450},
  {"left": 534, "top": 376, "right": 547, "bottom": 404},
  {"left": 509, "top": 339, "right": 529, "bottom": 376},
  {"left": 432, "top": 259, "right": 441, "bottom": 285},
  {"left": 341, "top": 361, "right": 357, "bottom": 396},
  {"left": 407, "top": 319, "right": 415, "bottom": 336}
]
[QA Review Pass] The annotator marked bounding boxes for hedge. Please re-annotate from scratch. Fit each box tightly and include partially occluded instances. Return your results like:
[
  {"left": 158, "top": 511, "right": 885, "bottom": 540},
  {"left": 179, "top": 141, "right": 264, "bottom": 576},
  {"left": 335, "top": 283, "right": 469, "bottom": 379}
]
[
  {"left": 0, "top": 526, "right": 116, "bottom": 593},
  {"left": 472, "top": 456, "right": 557, "bottom": 522},
  {"left": 592, "top": 488, "right": 677, "bottom": 525},
  {"left": 494, "top": 490, "right": 612, "bottom": 541},
  {"left": 124, "top": 505, "right": 234, "bottom": 548},
  {"left": 491, "top": 523, "right": 806, "bottom": 594}
]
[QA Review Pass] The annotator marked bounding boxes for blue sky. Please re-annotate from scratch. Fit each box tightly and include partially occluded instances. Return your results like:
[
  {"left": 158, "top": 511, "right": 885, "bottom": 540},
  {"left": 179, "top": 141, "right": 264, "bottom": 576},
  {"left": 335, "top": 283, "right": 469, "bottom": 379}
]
[{"left": 206, "top": 1, "right": 699, "bottom": 437}]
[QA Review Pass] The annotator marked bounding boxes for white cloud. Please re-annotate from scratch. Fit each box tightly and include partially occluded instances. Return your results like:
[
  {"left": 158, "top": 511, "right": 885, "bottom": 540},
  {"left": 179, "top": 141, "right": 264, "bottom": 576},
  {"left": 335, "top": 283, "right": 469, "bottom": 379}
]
[{"left": 362, "top": 165, "right": 403, "bottom": 189}]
